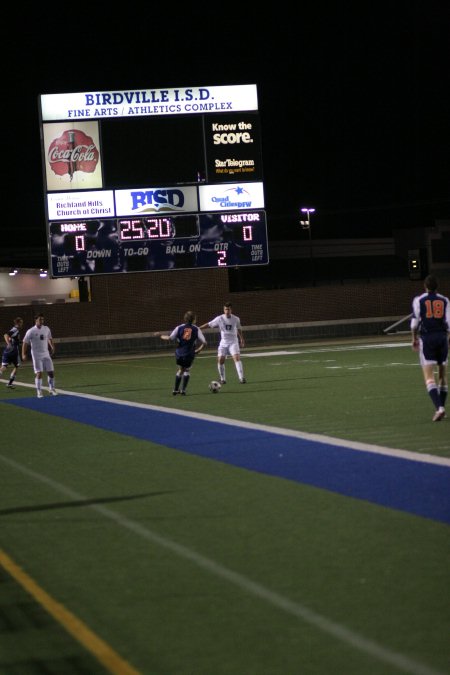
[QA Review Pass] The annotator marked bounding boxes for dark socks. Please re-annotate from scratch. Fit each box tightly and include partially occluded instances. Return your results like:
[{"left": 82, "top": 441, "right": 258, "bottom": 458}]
[{"left": 428, "top": 387, "right": 440, "bottom": 409}]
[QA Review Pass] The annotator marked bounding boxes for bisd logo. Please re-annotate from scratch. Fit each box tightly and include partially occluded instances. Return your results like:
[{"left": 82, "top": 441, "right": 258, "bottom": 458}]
[{"left": 130, "top": 189, "right": 185, "bottom": 212}]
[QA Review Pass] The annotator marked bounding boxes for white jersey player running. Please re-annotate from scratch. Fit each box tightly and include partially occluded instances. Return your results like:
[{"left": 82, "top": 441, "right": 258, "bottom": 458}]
[
  {"left": 200, "top": 302, "right": 246, "bottom": 384},
  {"left": 22, "top": 314, "right": 57, "bottom": 398}
]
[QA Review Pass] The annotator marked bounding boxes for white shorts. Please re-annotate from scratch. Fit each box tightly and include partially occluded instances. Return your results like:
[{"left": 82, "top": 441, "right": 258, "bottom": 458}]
[
  {"left": 32, "top": 354, "right": 54, "bottom": 373},
  {"left": 218, "top": 340, "right": 240, "bottom": 358}
]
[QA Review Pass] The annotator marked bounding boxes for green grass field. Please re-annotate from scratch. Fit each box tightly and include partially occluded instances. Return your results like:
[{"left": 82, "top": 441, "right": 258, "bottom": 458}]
[{"left": 0, "top": 337, "right": 449, "bottom": 675}]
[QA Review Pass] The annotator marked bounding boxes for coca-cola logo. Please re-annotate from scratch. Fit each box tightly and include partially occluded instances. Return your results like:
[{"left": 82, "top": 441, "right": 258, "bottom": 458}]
[{"left": 48, "top": 129, "right": 99, "bottom": 179}]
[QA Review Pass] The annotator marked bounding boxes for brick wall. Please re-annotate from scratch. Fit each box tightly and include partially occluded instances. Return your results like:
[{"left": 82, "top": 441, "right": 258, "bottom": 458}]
[{"left": 1, "top": 270, "right": 449, "bottom": 339}]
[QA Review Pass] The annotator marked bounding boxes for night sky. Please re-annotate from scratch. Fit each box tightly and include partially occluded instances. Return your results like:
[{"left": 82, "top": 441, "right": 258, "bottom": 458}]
[{"left": 3, "top": 1, "right": 450, "bottom": 267}]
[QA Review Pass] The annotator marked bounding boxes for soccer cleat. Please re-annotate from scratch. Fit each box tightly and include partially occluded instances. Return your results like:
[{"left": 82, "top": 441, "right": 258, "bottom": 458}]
[
  {"left": 172, "top": 390, "right": 179, "bottom": 396},
  {"left": 240, "top": 378, "right": 247, "bottom": 384},
  {"left": 180, "top": 390, "right": 186, "bottom": 396},
  {"left": 49, "top": 389, "right": 58, "bottom": 396},
  {"left": 432, "top": 409, "right": 446, "bottom": 422},
  {"left": 219, "top": 379, "right": 226, "bottom": 385},
  {"left": 6, "top": 384, "right": 15, "bottom": 389},
  {"left": 37, "top": 391, "right": 43, "bottom": 398}
]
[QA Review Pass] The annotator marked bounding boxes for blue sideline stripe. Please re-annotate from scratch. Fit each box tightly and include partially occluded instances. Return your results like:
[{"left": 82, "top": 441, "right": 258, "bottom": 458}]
[{"left": 5, "top": 396, "right": 450, "bottom": 525}]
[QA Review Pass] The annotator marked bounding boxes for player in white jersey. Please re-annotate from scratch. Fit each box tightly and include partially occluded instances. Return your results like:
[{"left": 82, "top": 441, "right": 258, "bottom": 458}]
[
  {"left": 200, "top": 302, "right": 246, "bottom": 384},
  {"left": 22, "top": 314, "right": 57, "bottom": 398}
]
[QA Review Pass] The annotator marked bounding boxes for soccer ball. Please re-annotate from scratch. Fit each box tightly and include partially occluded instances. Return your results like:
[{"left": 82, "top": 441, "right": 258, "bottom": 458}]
[{"left": 209, "top": 380, "right": 221, "bottom": 393}]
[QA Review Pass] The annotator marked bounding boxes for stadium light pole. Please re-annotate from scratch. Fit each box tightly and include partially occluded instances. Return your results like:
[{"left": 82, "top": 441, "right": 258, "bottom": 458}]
[{"left": 300, "top": 208, "right": 316, "bottom": 286}]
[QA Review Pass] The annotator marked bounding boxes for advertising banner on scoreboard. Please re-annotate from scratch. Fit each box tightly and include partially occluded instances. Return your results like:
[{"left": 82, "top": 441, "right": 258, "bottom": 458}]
[
  {"left": 114, "top": 186, "right": 198, "bottom": 216},
  {"left": 43, "top": 122, "right": 103, "bottom": 191},
  {"left": 40, "top": 84, "right": 258, "bottom": 121},
  {"left": 199, "top": 182, "right": 265, "bottom": 212},
  {"left": 47, "top": 191, "right": 115, "bottom": 221},
  {"left": 204, "top": 113, "right": 263, "bottom": 183}
]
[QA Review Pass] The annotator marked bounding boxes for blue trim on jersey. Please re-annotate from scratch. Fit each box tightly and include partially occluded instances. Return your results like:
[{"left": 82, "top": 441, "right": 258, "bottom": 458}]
[{"left": 3, "top": 395, "right": 450, "bottom": 525}]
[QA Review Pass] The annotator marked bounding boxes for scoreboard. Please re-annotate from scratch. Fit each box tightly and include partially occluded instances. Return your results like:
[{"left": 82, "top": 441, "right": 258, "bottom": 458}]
[
  {"left": 49, "top": 210, "right": 268, "bottom": 276},
  {"left": 38, "top": 84, "right": 269, "bottom": 278}
]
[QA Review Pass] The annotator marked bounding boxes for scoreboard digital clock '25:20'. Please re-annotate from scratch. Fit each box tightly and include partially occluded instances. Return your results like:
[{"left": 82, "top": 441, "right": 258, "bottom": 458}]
[{"left": 49, "top": 210, "right": 269, "bottom": 277}]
